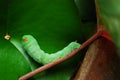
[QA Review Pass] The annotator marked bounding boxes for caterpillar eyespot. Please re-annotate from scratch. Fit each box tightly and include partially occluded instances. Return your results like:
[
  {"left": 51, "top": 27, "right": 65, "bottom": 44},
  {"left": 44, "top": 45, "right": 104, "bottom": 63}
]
[
  {"left": 22, "top": 35, "right": 81, "bottom": 65},
  {"left": 23, "top": 38, "right": 28, "bottom": 42}
]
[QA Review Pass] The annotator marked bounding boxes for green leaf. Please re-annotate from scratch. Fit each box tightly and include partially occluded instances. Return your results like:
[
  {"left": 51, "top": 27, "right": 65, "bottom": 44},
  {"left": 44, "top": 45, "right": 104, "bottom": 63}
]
[
  {"left": 0, "top": 38, "right": 32, "bottom": 80},
  {"left": 0, "top": 0, "right": 96, "bottom": 80},
  {"left": 96, "top": 0, "right": 120, "bottom": 52}
]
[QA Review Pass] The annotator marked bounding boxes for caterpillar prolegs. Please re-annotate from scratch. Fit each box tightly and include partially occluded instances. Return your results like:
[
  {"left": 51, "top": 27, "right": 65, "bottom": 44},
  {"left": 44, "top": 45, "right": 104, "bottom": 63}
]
[{"left": 22, "top": 35, "right": 81, "bottom": 65}]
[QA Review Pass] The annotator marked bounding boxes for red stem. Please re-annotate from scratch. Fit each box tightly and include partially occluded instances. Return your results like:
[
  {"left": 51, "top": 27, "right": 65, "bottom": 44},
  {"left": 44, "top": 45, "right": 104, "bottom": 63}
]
[
  {"left": 19, "top": 31, "right": 102, "bottom": 80},
  {"left": 97, "top": 25, "right": 113, "bottom": 42}
]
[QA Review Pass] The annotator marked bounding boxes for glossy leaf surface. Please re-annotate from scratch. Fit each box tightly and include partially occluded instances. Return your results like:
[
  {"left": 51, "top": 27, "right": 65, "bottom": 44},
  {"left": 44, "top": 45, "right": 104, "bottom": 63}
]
[{"left": 0, "top": 0, "right": 96, "bottom": 80}]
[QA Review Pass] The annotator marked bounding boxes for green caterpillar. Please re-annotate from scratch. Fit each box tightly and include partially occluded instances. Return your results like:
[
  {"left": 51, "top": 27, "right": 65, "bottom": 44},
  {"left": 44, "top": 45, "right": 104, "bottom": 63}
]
[{"left": 22, "top": 35, "right": 81, "bottom": 65}]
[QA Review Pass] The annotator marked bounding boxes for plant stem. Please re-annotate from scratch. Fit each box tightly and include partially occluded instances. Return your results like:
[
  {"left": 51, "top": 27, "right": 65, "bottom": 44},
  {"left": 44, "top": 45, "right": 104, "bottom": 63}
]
[
  {"left": 19, "top": 31, "right": 102, "bottom": 80},
  {"left": 97, "top": 25, "right": 113, "bottom": 42}
]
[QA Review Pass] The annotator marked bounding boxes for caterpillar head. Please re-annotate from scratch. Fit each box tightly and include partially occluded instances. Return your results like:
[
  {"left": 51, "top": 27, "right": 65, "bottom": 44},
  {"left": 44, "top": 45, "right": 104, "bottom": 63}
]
[{"left": 22, "top": 35, "right": 36, "bottom": 45}]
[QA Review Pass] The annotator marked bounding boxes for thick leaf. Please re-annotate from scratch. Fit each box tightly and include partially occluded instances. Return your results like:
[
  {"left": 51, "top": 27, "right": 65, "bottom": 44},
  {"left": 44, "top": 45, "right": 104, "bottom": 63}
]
[
  {"left": 74, "top": 38, "right": 120, "bottom": 80},
  {"left": 96, "top": 0, "right": 120, "bottom": 52},
  {"left": 0, "top": 0, "right": 32, "bottom": 80},
  {"left": 0, "top": 0, "right": 96, "bottom": 80},
  {"left": 0, "top": 38, "right": 32, "bottom": 80}
]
